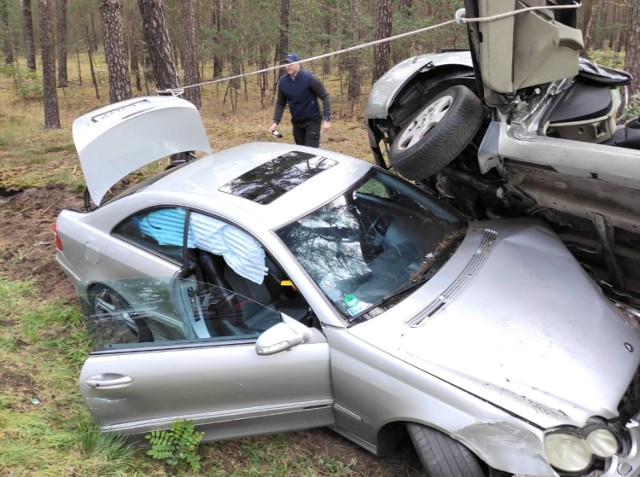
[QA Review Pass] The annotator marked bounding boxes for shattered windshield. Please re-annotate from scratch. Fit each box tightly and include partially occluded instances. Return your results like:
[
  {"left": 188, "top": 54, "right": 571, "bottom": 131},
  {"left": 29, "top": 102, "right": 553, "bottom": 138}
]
[{"left": 277, "top": 169, "right": 466, "bottom": 320}]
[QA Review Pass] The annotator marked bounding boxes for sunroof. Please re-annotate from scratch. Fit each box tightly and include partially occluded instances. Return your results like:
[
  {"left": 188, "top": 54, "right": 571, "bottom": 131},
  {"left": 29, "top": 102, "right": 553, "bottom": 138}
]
[{"left": 219, "top": 151, "right": 338, "bottom": 204}]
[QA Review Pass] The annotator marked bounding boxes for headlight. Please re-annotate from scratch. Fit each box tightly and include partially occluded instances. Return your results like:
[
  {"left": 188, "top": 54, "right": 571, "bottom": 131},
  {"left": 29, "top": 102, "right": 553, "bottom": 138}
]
[
  {"left": 586, "top": 427, "right": 619, "bottom": 458},
  {"left": 544, "top": 431, "right": 592, "bottom": 473},
  {"left": 544, "top": 424, "right": 621, "bottom": 473}
]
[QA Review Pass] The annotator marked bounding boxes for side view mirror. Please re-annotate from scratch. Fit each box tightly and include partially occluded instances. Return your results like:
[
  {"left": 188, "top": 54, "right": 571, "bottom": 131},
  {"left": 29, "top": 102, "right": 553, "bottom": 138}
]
[{"left": 255, "top": 314, "right": 313, "bottom": 355}]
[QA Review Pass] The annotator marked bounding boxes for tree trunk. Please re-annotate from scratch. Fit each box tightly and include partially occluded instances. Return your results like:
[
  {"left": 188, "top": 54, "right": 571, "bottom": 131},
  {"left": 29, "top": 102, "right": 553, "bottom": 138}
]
[
  {"left": 624, "top": 0, "right": 640, "bottom": 97},
  {"left": 372, "top": 0, "right": 392, "bottom": 84},
  {"left": 86, "top": 23, "right": 100, "bottom": 99},
  {"left": 38, "top": 0, "right": 61, "bottom": 129},
  {"left": 181, "top": 0, "right": 201, "bottom": 108},
  {"left": 130, "top": 40, "right": 142, "bottom": 92},
  {"left": 321, "top": 1, "right": 334, "bottom": 76},
  {"left": 345, "top": 0, "right": 364, "bottom": 117},
  {"left": 22, "top": 0, "right": 36, "bottom": 70},
  {"left": 100, "top": 0, "right": 131, "bottom": 103},
  {"left": 56, "top": 0, "right": 68, "bottom": 86},
  {"left": 211, "top": 0, "right": 223, "bottom": 79},
  {"left": 1, "top": 0, "right": 14, "bottom": 64},
  {"left": 393, "top": 0, "right": 412, "bottom": 63},
  {"left": 276, "top": 0, "right": 289, "bottom": 63},
  {"left": 137, "top": 0, "right": 179, "bottom": 92},
  {"left": 274, "top": 0, "right": 289, "bottom": 90},
  {"left": 581, "top": 0, "right": 597, "bottom": 53}
]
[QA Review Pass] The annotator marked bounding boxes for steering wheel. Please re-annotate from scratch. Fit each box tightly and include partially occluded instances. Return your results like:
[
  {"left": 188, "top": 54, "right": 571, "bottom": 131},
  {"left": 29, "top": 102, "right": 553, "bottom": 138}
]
[{"left": 365, "top": 214, "right": 390, "bottom": 246}]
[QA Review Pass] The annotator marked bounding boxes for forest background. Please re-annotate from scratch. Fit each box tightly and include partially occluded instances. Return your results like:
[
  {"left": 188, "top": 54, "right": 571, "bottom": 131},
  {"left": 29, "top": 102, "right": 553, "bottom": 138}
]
[
  {"left": 1, "top": 0, "right": 640, "bottom": 476},
  {"left": 1, "top": 0, "right": 640, "bottom": 130}
]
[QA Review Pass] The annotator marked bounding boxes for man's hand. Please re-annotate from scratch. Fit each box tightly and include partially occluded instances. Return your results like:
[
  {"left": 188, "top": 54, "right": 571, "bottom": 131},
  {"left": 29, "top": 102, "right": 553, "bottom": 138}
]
[
  {"left": 270, "top": 123, "right": 278, "bottom": 133},
  {"left": 322, "top": 120, "right": 331, "bottom": 132}
]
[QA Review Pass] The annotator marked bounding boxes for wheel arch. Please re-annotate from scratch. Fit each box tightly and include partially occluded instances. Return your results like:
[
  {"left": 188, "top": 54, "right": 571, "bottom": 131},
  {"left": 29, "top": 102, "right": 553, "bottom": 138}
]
[
  {"left": 366, "top": 65, "right": 477, "bottom": 169},
  {"left": 387, "top": 66, "right": 477, "bottom": 135}
]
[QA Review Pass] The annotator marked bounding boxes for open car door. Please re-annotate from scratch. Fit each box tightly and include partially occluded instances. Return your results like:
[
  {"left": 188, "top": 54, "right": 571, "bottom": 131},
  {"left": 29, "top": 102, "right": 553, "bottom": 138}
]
[{"left": 78, "top": 277, "right": 334, "bottom": 440}]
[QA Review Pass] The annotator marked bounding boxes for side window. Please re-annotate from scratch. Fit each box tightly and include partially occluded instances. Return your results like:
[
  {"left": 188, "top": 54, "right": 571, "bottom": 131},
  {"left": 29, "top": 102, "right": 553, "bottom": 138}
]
[
  {"left": 187, "top": 212, "right": 312, "bottom": 337},
  {"left": 112, "top": 207, "right": 187, "bottom": 263},
  {"left": 86, "top": 213, "right": 313, "bottom": 353}
]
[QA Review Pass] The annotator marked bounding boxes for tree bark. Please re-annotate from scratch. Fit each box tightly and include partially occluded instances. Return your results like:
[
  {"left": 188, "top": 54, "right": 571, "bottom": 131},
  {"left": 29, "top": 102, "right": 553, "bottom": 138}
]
[
  {"left": 137, "top": 0, "right": 179, "bottom": 92},
  {"left": 581, "top": 0, "right": 597, "bottom": 53},
  {"left": 21, "top": 0, "right": 36, "bottom": 70},
  {"left": 38, "top": 0, "right": 61, "bottom": 129},
  {"left": 276, "top": 0, "right": 290, "bottom": 63},
  {"left": 1, "top": 0, "right": 14, "bottom": 64},
  {"left": 100, "top": 0, "right": 131, "bottom": 103},
  {"left": 210, "top": 0, "right": 223, "bottom": 79},
  {"left": 624, "top": 0, "right": 640, "bottom": 97},
  {"left": 56, "top": 0, "right": 68, "bottom": 86},
  {"left": 181, "top": 0, "right": 201, "bottom": 108},
  {"left": 372, "top": 0, "right": 392, "bottom": 83}
]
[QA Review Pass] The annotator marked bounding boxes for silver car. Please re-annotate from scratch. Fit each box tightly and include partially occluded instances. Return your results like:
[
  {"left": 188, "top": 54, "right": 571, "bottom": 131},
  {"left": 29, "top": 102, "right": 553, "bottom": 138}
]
[
  {"left": 365, "top": 0, "right": 640, "bottom": 321},
  {"left": 55, "top": 95, "right": 640, "bottom": 476}
]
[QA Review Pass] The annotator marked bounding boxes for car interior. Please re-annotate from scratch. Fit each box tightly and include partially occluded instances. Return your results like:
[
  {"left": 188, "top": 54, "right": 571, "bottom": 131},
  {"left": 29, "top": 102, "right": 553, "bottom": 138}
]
[{"left": 192, "top": 249, "right": 313, "bottom": 339}]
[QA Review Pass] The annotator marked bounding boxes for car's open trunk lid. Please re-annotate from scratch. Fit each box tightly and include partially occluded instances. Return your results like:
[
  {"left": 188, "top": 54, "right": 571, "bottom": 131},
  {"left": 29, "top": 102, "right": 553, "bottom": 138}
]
[{"left": 72, "top": 95, "right": 212, "bottom": 206}]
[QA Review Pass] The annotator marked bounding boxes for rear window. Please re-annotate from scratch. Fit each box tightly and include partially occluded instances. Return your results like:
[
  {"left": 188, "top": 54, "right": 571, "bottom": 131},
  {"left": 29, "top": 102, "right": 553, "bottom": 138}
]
[{"left": 219, "top": 151, "right": 338, "bottom": 204}]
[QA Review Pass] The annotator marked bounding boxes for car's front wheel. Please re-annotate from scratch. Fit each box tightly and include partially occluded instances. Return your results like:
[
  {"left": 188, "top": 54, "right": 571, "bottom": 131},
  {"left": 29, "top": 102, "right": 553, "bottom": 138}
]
[
  {"left": 89, "top": 284, "right": 153, "bottom": 343},
  {"left": 389, "top": 85, "right": 484, "bottom": 181},
  {"left": 407, "top": 423, "right": 485, "bottom": 477}
]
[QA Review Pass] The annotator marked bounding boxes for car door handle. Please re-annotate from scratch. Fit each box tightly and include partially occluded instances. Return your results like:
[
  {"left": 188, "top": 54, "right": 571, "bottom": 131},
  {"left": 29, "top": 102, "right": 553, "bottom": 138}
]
[{"left": 85, "top": 374, "right": 133, "bottom": 388}]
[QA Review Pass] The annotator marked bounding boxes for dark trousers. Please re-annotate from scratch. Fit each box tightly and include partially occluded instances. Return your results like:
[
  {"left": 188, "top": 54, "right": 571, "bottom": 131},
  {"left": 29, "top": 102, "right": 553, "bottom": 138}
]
[{"left": 292, "top": 117, "right": 321, "bottom": 147}]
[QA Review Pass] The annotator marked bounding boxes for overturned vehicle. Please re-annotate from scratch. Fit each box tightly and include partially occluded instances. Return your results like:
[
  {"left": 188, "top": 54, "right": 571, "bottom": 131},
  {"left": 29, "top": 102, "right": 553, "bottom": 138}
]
[{"left": 366, "top": 0, "right": 640, "bottom": 310}]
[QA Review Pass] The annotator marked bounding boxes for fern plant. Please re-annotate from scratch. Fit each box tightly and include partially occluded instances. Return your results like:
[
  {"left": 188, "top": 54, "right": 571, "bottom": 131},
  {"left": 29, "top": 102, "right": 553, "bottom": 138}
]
[{"left": 145, "top": 419, "right": 205, "bottom": 472}]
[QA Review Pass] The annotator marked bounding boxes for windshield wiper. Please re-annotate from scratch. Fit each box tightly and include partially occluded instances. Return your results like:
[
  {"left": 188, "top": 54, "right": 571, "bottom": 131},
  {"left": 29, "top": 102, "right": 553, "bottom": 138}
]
[
  {"left": 351, "top": 229, "right": 467, "bottom": 322},
  {"left": 410, "top": 229, "right": 466, "bottom": 282}
]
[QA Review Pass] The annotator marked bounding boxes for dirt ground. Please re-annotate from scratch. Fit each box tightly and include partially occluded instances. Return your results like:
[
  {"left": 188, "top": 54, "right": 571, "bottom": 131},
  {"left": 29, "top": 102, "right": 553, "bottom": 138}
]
[
  {"left": 0, "top": 187, "right": 84, "bottom": 301},
  {"left": 0, "top": 186, "right": 423, "bottom": 476}
]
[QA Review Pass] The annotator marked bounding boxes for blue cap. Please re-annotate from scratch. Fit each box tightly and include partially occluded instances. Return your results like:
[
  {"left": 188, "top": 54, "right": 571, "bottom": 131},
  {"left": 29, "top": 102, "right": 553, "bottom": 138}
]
[{"left": 283, "top": 52, "right": 301, "bottom": 64}]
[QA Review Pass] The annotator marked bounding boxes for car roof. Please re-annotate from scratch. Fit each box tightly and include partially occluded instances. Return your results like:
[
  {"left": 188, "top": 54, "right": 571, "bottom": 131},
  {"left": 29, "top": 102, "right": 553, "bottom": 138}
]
[{"left": 142, "top": 142, "right": 373, "bottom": 230}]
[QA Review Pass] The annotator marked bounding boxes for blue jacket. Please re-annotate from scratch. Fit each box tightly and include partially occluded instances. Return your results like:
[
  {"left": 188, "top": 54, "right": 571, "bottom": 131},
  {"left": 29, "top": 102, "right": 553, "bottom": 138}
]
[{"left": 273, "top": 69, "right": 331, "bottom": 123}]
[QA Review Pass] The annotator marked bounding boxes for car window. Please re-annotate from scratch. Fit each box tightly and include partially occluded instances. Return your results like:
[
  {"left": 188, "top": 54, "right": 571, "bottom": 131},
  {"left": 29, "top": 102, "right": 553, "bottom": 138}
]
[
  {"left": 87, "top": 214, "right": 313, "bottom": 352},
  {"left": 277, "top": 169, "right": 466, "bottom": 320},
  {"left": 112, "top": 207, "right": 187, "bottom": 263},
  {"left": 83, "top": 277, "right": 285, "bottom": 353}
]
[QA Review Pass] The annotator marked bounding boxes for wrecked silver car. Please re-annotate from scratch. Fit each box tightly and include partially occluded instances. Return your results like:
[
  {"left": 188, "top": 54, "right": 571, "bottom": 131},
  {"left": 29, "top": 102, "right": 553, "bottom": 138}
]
[{"left": 55, "top": 95, "right": 640, "bottom": 476}]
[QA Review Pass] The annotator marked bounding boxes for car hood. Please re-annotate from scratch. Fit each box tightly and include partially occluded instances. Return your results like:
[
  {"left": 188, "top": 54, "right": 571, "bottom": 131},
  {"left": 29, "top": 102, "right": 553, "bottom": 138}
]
[
  {"left": 72, "top": 95, "right": 212, "bottom": 206},
  {"left": 352, "top": 219, "right": 640, "bottom": 429}
]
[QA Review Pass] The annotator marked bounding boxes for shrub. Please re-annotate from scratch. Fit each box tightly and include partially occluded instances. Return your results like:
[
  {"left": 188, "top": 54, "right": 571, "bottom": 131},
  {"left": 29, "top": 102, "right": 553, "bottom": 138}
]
[{"left": 145, "top": 419, "right": 205, "bottom": 472}]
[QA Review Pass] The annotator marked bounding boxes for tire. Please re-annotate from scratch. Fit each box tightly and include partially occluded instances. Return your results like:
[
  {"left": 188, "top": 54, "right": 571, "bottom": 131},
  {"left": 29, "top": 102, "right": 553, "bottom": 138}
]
[
  {"left": 407, "top": 423, "right": 485, "bottom": 477},
  {"left": 89, "top": 284, "right": 153, "bottom": 343},
  {"left": 389, "top": 85, "right": 484, "bottom": 181}
]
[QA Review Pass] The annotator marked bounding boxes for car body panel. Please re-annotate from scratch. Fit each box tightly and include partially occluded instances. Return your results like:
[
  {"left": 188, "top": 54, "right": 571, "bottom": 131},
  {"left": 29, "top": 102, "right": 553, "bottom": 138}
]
[
  {"left": 324, "top": 326, "right": 554, "bottom": 476},
  {"left": 80, "top": 298, "right": 334, "bottom": 440},
  {"left": 349, "top": 219, "right": 640, "bottom": 429},
  {"left": 469, "top": 0, "right": 583, "bottom": 99},
  {"left": 484, "top": 119, "right": 640, "bottom": 190},
  {"left": 364, "top": 50, "right": 472, "bottom": 119},
  {"left": 72, "top": 96, "right": 212, "bottom": 206}
]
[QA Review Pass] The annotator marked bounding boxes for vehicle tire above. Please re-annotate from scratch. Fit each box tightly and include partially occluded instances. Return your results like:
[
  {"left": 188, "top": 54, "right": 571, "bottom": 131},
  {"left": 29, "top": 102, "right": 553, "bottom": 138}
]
[
  {"left": 389, "top": 85, "right": 484, "bottom": 181},
  {"left": 407, "top": 422, "right": 485, "bottom": 477}
]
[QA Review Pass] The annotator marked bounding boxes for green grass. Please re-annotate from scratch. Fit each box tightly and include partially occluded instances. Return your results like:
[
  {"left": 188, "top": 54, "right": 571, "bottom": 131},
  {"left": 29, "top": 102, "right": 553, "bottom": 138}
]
[{"left": 0, "top": 278, "right": 371, "bottom": 476}]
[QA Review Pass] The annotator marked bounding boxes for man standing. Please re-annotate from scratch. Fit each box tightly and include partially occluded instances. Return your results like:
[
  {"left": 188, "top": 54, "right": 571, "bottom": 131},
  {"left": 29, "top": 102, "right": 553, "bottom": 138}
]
[{"left": 270, "top": 52, "right": 331, "bottom": 147}]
